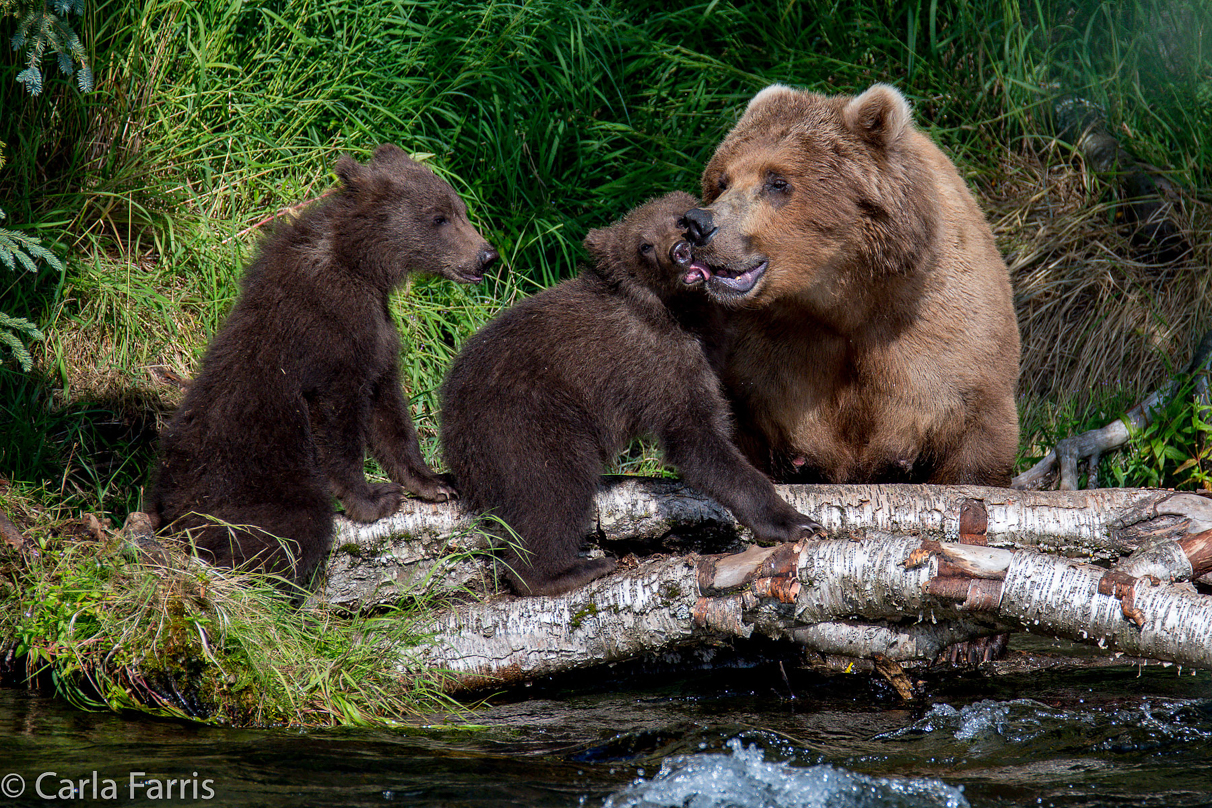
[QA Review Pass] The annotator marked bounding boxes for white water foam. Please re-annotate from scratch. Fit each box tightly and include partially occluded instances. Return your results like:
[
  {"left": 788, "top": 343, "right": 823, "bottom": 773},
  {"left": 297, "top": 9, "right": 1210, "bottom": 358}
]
[{"left": 602, "top": 738, "right": 969, "bottom": 808}]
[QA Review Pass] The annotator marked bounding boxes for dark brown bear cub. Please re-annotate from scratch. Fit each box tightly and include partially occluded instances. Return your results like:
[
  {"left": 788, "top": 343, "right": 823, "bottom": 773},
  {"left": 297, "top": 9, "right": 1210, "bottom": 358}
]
[
  {"left": 150, "top": 144, "right": 497, "bottom": 589},
  {"left": 440, "top": 191, "right": 822, "bottom": 597}
]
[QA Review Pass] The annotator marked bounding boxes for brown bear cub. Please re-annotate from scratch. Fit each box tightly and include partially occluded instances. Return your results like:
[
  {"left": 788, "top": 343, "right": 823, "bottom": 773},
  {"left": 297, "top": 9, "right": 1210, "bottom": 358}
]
[
  {"left": 150, "top": 144, "right": 498, "bottom": 589},
  {"left": 440, "top": 192, "right": 823, "bottom": 597},
  {"left": 682, "top": 83, "right": 1020, "bottom": 486}
]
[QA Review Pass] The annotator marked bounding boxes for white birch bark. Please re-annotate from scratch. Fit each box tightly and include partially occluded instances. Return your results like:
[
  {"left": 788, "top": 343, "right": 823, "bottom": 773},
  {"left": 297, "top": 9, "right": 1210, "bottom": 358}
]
[
  {"left": 307, "top": 478, "right": 1212, "bottom": 691},
  {"left": 326, "top": 480, "right": 1212, "bottom": 609},
  {"left": 405, "top": 529, "right": 1212, "bottom": 692}
]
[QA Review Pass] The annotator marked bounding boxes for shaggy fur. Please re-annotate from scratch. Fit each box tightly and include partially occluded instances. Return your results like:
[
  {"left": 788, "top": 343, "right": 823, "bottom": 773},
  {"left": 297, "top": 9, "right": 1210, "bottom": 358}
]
[
  {"left": 682, "top": 84, "right": 1020, "bottom": 485},
  {"left": 150, "top": 144, "right": 497, "bottom": 589},
  {"left": 440, "top": 192, "right": 822, "bottom": 597}
]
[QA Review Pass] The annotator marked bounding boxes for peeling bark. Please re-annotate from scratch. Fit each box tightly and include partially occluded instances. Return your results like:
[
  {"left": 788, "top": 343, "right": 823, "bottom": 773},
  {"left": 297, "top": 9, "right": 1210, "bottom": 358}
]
[
  {"left": 408, "top": 529, "right": 1212, "bottom": 693},
  {"left": 323, "top": 479, "right": 1212, "bottom": 610},
  {"left": 312, "top": 479, "right": 1212, "bottom": 691}
]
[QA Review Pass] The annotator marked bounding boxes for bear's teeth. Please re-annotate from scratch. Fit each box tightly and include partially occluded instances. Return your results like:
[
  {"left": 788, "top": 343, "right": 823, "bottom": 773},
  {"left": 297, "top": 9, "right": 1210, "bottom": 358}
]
[{"left": 682, "top": 262, "right": 712, "bottom": 286}]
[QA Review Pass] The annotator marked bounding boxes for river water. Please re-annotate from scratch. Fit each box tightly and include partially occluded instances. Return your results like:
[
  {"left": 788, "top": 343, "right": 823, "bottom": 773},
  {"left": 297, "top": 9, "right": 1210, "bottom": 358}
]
[{"left": 4, "top": 642, "right": 1211, "bottom": 807}]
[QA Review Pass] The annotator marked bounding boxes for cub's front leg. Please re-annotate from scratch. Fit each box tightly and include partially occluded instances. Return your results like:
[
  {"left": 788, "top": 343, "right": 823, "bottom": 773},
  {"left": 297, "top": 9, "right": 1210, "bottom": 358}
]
[
  {"left": 308, "top": 388, "right": 405, "bottom": 522},
  {"left": 368, "top": 363, "right": 455, "bottom": 503}
]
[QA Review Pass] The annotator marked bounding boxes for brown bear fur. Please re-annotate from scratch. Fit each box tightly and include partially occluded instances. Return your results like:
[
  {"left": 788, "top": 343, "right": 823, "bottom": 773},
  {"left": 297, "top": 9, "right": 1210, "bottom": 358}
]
[
  {"left": 440, "top": 191, "right": 822, "bottom": 597},
  {"left": 150, "top": 144, "right": 497, "bottom": 589},
  {"left": 682, "top": 84, "right": 1020, "bottom": 486}
]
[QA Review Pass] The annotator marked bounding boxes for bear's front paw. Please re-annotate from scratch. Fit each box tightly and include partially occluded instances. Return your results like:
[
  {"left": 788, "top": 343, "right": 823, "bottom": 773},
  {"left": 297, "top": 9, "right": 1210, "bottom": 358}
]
[
  {"left": 794, "top": 514, "right": 826, "bottom": 540},
  {"left": 410, "top": 477, "right": 457, "bottom": 503},
  {"left": 753, "top": 508, "right": 826, "bottom": 544},
  {"left": 342, "top": 483, "right": 405, "bottom": 522}
]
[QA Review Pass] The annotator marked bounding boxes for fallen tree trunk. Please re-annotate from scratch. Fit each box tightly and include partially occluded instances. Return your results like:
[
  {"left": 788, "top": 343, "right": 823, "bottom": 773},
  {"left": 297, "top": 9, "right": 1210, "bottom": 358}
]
[
  {"left": 321, "top": 478, "right": 1212, "bottom": 610},
  {"left": 1053, "top": 93, "right": 1189, "bottom": 258},
  {"left": 317, "top": 480, "right": 1212, "bottom": 691},
  {"left": 406, "top": 529, "right": 1212, "bottom": 693}
]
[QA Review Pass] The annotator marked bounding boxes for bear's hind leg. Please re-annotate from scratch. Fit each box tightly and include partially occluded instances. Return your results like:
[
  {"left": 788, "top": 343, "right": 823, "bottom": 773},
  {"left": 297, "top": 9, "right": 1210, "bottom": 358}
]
[{"left": 485, "top": 457, "right": 616, "bottom": 597}]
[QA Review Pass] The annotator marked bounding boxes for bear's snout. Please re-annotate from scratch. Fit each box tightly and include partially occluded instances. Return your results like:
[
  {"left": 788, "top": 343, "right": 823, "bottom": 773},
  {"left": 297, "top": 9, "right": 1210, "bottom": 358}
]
[
  {"left": 682, "top": 208, "right": 717, "bottom": 246},
  {"left": 478, "top": 246, "right": 499, "bottom": 271}
]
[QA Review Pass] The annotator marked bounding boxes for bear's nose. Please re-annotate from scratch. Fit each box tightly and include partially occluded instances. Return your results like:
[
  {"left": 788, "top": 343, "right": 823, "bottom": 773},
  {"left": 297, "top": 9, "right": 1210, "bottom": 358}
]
[
  {"left": 478, "top": 246, "right": 499, "bottom": 269},
  {"left": 682, "top": 208, "right": 717, "bottom": 247}
]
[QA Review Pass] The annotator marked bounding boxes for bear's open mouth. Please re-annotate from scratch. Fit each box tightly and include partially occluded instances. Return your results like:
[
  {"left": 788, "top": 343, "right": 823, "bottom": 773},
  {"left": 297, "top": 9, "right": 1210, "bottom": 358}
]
[
  {"left": 682, "top": 262, "right": 712, "bottom": 286},
  {"left": 671, "top": 240, "right": 713, "bottom": 286},
  {"left": 708, "top": 260, "right": 767, "bottom": 295}
]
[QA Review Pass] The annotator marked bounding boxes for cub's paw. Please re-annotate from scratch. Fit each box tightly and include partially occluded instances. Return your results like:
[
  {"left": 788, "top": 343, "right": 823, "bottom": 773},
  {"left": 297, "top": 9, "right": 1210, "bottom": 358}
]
[
  {"left": 409, "top": 476, "right": 457, "bottom": 503},
  {"left": 795, "top": 514, "right": 826, "bottom": 540},
  {"left": 754, "top": 508, "right": 826, "bottom": 544},
  {"left": 341, "top": 482, "right": 405, "bottom": 522}
]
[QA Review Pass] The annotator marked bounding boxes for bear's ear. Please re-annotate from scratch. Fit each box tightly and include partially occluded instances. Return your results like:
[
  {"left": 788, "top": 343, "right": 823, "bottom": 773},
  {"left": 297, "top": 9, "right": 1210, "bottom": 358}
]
[
  {"left": 583, "top": 228, "right": 612, "bottom": 264},
  {"left": 335, "top": 155, "right": 364, "bottom": 187},
  {"left": 843, "top": 84, "right": 911, "bottom": 148},
  {"left": 745, "top": 83, "right": 797, "bottom": 116},
  {"left": 372, "top": 143, "right": 409, "bottom": 165}
]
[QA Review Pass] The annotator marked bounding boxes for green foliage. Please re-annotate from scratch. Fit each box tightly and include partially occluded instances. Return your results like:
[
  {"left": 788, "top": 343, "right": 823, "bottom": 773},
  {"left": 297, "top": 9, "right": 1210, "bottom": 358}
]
[
  {"left": 1109, "top": 376, "right": 1212, "bottom": 491},
  {"left": 0, "top": 214, "right": 57, "bottom": 370},
  {"left": 1020, "top": 373, "right": 1212, "bottom": 492},
  {"left": 0, "top": 311, "right": 43, "bottom": 370},
  {"left": 0, "top": 517, "right": 464, "bottom": 725},
  {"left": 0, "top": 0, "right": 1207, "bottom": 516},
  {"left": 3, "top": 0, "right": 92, "bottom": 95}
]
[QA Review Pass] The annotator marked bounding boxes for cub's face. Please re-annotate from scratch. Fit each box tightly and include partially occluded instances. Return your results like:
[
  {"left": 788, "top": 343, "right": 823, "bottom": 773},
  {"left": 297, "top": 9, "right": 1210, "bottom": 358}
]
[
  {"left": 584, "top": 191, "right": 711, "bottom": 300},
  {"left": 686, "top": 83, "right": 923, "bottom": 308},
  {"left": 336, "top": 144, "right": 498, "bottom": 284}
]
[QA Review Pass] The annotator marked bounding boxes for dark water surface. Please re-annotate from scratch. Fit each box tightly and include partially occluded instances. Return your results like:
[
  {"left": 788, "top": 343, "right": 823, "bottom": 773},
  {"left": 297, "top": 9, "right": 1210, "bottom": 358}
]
[{"left": 4, "top": 647, "right": 1212, "bottom": 807}]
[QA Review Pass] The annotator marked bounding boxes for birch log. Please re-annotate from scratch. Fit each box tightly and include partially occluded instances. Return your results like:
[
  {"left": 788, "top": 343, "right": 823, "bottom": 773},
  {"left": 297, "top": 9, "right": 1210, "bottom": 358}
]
[
  {"left": 408, "top": 530, "right": 1212, "bottom": 692},
  {"left": 323, "top": 478, "right": 1212, "bottom": 609},
  {"left": 338, "top": 479, "right": 1212, "bottom": 692}
]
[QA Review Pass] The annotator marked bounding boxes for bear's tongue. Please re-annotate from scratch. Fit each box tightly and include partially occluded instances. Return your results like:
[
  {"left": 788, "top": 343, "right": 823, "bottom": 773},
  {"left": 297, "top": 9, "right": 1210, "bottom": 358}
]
[{"left": 682, "top": 261, "right": 712, "bottom": 286}]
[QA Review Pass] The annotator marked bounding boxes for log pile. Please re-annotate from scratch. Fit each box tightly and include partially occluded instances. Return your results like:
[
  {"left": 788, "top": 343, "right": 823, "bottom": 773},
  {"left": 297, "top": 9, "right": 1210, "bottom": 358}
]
[{"left": 319, "top": 479, "right": 1212, "bottom": 693}]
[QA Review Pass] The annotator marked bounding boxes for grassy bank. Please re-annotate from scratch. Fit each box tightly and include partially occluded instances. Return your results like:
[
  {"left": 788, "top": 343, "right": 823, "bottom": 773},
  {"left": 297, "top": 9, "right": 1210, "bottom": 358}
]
[{"left": 1, "top": 0, "right": 1210, "bottom": 722}]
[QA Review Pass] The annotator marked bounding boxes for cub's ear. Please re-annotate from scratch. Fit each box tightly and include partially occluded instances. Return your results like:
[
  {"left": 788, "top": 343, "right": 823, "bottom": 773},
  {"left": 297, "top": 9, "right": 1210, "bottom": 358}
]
[
  {"left": 843, "top": 84, "right": 911, "bottom": 148},
  {"left": 583, "top": 228, "right": 612, "bottom": 263},
  {"left": 744, "top": 83, "right": 798, "bottom": 117},
  {"left": 372, "top": 143, "right": 410, "bottom": 165},
  {"left": 335, "top": 155, "right": 364, "bottom": 187}
]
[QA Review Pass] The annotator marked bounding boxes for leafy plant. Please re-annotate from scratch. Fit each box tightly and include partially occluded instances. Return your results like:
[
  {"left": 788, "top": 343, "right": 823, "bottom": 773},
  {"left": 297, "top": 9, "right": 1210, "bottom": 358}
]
[{"left": 1109, "top": 373, "right": 1212, "bottom": 491}]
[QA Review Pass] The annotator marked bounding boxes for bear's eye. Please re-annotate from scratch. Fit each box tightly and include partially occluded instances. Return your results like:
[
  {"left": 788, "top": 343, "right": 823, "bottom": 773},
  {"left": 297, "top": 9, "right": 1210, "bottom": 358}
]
[
  {"left": 766, "top": 175, "right": 789, "bottom": 193},
  {"left": 433, "top": 214, "right": 448, "bottom": 227},
  {"left": 639, "top": 242, "right": 654, "bottom": 255},
  {"left": 716, "top": 176, "right": 728, "bottom": 192}
]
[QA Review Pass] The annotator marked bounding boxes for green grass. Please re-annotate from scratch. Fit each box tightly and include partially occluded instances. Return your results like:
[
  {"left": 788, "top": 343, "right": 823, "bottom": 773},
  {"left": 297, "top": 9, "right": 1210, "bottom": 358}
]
[
  {"left": 0, "top": 498, "right": 464, "bottom": 726},
  {"left": 0, "top": 0, "right": 1208, "bottom": 518}
]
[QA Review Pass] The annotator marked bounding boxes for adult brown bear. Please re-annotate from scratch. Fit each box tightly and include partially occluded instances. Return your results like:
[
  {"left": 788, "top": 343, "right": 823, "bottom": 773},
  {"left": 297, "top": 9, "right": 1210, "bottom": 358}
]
[
  {"left": 440, "top": 192, "right": 823, "bottom": 597},
  {"left": 682, "top": 83, "right": 1020, "bottom": 486},
  {"left": 150, "top": 145, "right": 497, "bottom": 590}
]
